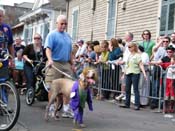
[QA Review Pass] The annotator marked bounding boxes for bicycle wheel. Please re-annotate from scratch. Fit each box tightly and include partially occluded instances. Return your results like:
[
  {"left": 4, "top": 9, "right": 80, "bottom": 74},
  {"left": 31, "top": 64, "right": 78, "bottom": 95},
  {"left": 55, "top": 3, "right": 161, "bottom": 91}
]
[
  {"left": 0, "top": 81, "right": 20, "bottom": 131},
  {"left": 25, "top": 87, "right": 35, "bottom": 105}
]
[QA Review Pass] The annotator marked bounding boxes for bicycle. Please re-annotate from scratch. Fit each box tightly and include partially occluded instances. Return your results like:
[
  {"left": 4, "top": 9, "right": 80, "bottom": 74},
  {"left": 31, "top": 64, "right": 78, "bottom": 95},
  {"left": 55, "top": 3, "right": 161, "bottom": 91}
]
[
  {"left": 0, "top": 49, "right": 20, "bottom": 131},
  {"left": 25, "top": 60, "right": 63, "bottom": 111}
]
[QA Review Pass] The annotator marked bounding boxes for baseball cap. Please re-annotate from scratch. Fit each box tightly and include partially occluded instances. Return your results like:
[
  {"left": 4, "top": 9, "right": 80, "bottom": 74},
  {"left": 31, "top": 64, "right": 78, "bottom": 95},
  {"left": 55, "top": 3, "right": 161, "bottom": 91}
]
[
  {"left": 77, "top": 39, "right": 84, "bottom": 44},
  {"left": 166, "top": 45, "right": 175, "bottom": 51}
]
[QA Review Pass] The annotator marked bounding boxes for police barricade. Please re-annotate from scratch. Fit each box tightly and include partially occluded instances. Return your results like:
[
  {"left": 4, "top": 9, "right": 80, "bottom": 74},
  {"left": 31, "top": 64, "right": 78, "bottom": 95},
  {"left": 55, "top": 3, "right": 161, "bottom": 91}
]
[
  {"left": 89, "top": 62, "right": 122, "bottom": 99},
  {"left": 77, "top": 61, "right": 122, "bottom": 99},
  {"left": 149, "top": 65, "right": 164, "bottom": 112},
  {"left": 79, "top": 61, "right": 165, "bottom": 113},
  {"left": 94, "top": 62, "right": 164, "bottom": 112},
  {"left": 163, "top": 65, "right": 175, "bottom": 114}
]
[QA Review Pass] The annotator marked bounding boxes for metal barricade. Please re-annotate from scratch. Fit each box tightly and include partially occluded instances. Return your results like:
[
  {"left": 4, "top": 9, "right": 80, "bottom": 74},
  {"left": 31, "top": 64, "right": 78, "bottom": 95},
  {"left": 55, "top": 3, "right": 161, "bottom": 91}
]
[
  {"left": 95, "top": 63, "right": 165, "bottom": 113},
  {"left": 82, "top": 61, "right": 167, "bottom": 113},
  {"left": 150, "top": 65, "right": 164, "bottom": 112},
  {"left": 95, "top": 62, "right": 122, "bottom": 99}
]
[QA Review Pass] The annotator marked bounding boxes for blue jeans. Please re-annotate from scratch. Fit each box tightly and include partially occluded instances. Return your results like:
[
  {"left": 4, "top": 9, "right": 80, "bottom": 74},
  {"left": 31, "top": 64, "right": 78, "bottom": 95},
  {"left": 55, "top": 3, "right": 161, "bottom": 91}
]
[
  {"left": 24, "top": 64, "right": 35, "bottom": 89},
  {"left": 125, "top": 73, "right": 140, "bottom": 107},
  {"left": 0, "top": 66, "right": 9, "bottom": 104},
  {"left": 0, "top": 87, "right": 8, "bottom": 104}
]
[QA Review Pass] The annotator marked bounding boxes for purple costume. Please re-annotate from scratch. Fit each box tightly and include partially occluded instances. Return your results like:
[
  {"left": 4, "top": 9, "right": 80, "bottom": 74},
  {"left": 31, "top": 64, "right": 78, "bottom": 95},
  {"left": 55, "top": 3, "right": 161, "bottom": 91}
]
[{"left": 70, "top": 81, "right": 93, "bottom": 124}]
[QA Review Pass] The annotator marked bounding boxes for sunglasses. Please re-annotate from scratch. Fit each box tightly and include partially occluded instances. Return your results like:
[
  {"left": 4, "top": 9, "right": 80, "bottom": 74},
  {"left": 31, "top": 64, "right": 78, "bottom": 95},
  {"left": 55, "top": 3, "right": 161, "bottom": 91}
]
[
  {"left": 167, "top": 51, "right": 173, "bottom": 53},
  {"left": 163, "top": 41, "right": 169, "bottom": 43},
  {"left": 128, "top": 46, "right": 133, "bottom": 48},
  {"left": 34, "top": 37, "right": 41, "bottom": 40},
  {"left": 60, "top": 22, "right": 67, "bottom": 26}
]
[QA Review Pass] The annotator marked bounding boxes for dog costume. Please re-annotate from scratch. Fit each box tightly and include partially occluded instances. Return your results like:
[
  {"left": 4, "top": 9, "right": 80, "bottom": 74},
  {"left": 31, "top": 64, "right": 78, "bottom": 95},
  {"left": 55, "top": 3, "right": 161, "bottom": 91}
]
[
  {"left": 45, "top": 67, "right": 97, "bottom": 122},
  {"left": 70, "top": 80, "right": 93, "bottom": 125}
]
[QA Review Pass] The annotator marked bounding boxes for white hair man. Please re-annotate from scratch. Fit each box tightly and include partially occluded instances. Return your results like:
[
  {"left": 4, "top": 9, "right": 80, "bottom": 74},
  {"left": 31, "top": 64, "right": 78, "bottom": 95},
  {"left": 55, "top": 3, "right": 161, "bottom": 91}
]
[
  {"left": 115, "top": 32, "right": 134, "bottom": 101},
  {"left": 44, "top": 14, "right": 74, "bottom": 118}
]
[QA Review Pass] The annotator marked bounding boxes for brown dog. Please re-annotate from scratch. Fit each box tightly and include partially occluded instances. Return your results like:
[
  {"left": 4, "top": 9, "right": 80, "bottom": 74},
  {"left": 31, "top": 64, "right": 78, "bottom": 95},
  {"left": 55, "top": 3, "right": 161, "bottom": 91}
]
[{"left": 45, "top": 67, "right": 98, "bottom": 121}]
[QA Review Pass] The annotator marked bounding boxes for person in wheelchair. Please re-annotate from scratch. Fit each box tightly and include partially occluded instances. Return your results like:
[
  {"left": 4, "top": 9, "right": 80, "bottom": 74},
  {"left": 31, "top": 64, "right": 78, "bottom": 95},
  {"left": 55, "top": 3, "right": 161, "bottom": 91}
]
[{"left": 23, "top": 33, "right": 46, "bottom": 90}]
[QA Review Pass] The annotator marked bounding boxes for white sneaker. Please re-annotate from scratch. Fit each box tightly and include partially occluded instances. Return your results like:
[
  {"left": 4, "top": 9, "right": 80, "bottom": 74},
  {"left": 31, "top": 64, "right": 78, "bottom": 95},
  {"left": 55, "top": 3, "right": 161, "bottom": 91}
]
[
  {"left": 49, "top": 104, "right": 55, "bottom": 118},
  {"left": 115, "top": 94, "right": 125, "bottom": 100},
  {"left": 62, "top": 112, "right": 69, "bottom": 118},
  {"left": 67, "top": 113, "right": 74, "bottom": 119},
  {"left": 62, "top": 112, "right": 74, "bottom": 118},
  {"left": 122, "top": 96, "right": 126, "bottom": 100}
]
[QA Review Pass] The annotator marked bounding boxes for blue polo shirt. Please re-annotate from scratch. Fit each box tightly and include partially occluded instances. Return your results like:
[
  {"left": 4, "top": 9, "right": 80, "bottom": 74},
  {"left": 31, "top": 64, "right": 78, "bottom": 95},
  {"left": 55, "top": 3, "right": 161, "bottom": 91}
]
[{"left": 44, "top": 30, "right": 72, "bottom": 62}]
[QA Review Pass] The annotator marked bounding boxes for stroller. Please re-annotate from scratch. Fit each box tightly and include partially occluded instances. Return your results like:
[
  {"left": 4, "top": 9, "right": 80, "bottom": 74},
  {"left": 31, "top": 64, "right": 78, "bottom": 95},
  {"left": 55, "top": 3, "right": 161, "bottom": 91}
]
[
  {"left": 25, "top": 60, "right": 49, "bottom": 105},
  {"left": 25, "top": 60, "right": 63, "bottom": 112}
]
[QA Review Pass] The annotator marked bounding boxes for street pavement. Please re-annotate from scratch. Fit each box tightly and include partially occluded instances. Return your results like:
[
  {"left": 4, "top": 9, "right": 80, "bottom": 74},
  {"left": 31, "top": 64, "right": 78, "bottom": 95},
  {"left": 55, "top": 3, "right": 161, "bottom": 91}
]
[{"left": 11, "top": 96, "right": 175, "bottom": 131}]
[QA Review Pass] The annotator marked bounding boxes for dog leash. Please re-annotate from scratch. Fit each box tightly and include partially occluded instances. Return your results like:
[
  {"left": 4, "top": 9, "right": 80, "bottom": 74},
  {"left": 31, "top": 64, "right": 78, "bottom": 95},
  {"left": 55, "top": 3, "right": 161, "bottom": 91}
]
[{"left": 42, "top": 64, "right": 73, "bottom": 79}]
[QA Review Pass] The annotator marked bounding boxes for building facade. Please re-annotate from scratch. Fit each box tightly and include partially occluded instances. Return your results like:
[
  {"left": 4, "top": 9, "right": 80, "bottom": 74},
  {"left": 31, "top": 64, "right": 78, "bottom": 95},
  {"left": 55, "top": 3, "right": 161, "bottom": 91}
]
[
  {"left": 67, "top": 0, "right": 175, "bottom": 42},
  {"left": 18, "top": 0, "right": 66, "bottom": 45}
]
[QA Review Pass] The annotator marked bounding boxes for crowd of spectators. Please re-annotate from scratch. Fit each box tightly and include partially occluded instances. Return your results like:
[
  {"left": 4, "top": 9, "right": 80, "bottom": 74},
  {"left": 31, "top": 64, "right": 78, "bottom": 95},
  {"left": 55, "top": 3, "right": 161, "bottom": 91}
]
[{"left": 72, "top": 31, "right": 175, "bottom": 112}]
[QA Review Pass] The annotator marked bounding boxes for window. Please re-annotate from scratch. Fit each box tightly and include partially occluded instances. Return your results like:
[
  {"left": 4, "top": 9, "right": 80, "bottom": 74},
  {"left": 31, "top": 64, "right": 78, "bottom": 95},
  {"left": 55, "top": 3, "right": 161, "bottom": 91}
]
[
  {"left": 168, "top": 3, "right": 175, "bottom": 30},
  {"left": 27, "top": 27, "right": 33, "bottom": 44},
  {"left": 40, "top": 24, "right": 44, "bottom": 38},
  {"left": 23, "top": 28, "right": 28, "bottom": 44},
  {"left": 160, "top": 0, "right": 175, "bottom": 35},
  {"left": 72, "top": 8, "right": 79, "bottom": 42},
  {"left": 160, "top": 5, "right": 167, "bottom": 31},
  {"left": 106, "top": 0, "right": 116, "bottom": 40},
  {"left": 34, "top": 26, "right": 38, "bottom": 34},
  {"left": 43, "top": 23, "right": 50, "bottom": 43},
  {"left": 23, "top": 27, "right": 33, "bottom": 45}
]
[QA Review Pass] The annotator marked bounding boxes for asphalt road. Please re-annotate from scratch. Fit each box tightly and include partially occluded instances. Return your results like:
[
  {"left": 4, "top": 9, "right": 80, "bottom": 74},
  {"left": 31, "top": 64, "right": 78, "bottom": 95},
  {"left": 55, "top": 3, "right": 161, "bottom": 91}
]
[{"left": 11, "top": 96, "right": 175, "bottom": 131}]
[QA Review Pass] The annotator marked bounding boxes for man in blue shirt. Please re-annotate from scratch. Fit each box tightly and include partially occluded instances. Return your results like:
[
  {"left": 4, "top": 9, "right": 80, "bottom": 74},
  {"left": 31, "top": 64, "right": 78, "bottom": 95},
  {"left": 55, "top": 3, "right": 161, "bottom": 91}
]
[{"left": 44, "top": 15, "right": 74, "bottom": 118}]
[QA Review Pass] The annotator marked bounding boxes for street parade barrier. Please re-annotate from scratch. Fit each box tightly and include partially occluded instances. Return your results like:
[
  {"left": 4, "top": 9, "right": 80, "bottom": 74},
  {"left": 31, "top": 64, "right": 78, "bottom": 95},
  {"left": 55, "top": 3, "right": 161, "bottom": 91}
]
[
  {"left": 87, "top": 62, "right": 167, "bottom": 113},
  {"left": 150, "top": 65, "right": 164, "bottom": 112}
]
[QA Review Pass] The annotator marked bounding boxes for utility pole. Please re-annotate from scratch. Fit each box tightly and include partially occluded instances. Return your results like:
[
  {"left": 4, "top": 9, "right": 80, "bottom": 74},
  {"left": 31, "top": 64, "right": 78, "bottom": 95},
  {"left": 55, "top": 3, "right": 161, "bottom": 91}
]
[{"left": 91, "top": 0, "right": 96, "bottom": 42}]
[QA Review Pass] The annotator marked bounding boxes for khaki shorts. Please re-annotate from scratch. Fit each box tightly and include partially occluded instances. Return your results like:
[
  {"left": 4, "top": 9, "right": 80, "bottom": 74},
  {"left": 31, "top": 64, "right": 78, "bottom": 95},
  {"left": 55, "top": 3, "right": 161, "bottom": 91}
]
[{"left": 45, "top": 61, "right": 72, "bottom": 84}]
